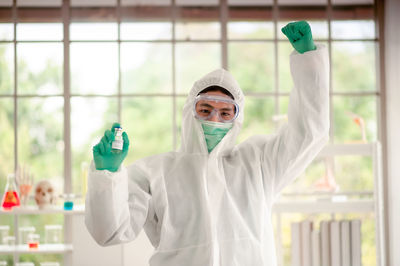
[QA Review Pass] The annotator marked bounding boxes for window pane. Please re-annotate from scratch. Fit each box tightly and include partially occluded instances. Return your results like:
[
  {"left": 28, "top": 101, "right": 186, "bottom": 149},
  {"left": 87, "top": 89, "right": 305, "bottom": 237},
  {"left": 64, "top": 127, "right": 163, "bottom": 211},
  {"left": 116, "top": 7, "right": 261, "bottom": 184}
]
[
  {"left": 332, "top": 41, "right": 376, "bottom": 92},
  {"left": 71, "top": 43, "right": 118, "bottom": 95},
  {"left": 121, "top": 43, "right": 172, "bottom": 94},
  {"left": 0, "top": 44, "right": 14, "bottom": 94},
  {"left": 228, "top": 21, "right": 274, "bottom": 40},
  {"left": 0, "top": 99, "right": 14, "bottom": 184},
  {"left": 229, "top": 0, "right": 273, "bottom": 5},
  {"left": 228, "top": 42, "right": 274, "bottom": 92},
  {"left": 17, "top": 43, "right": 63, "bottom": 95},
  {"left": 278, "top": 20, "right": 328, "bottom": 40},
  {"left": 238, "top": 97, "right": 275, "bottom": 143},
  {"left": 331, "top": 20, "right": 375, "bottom": 39},
  {"left": 278, "top": 41, "right": 293, "bottom": 92},
  {"left": 332, "top": 0, "right": 373, "bottom": 5},
  {"left": 17, "top": 23, "right": 63, "bottom": 41},
  {"left": 279, "top": 41, "right": 328, "bottom": 92},
  {"left": 279, "top": 95, "right": 289, "bottom": 115},
  {"left": 278, "top": 0, "right": 326, "bottom": 4},
  {"left": 18, "top": 254, "right": 63, "bottom": 265},
  {"left": 71, "top": 97, "right": 118, "bottom": 196},
  {"left": 17, "top": 0, "right": 62, "bottom": 6},
  {"left": 18, "top": 97, "right": 64, "bottom": 192},
  {"left": 177, "top": 0, "right": 218, "bottom": 5},
  {"left": 175, "top": 22, "right": 220, "bottom": 40},
  {"left": 120, "top": 22, "right": 172, "bottom": 40},
  {"left": 335, "top": 155, "right": 373, "bottom": 191},
  {"left": 333, "top": 96, "right": 377, "bottom": 143},
  {"left": 121, "top": 0, "right": 171, "bottom": 6},
  {"left": 71, "top": 0, "right": 116, "bottom": 6},
  {"left": 122, "top": 97, "right": 172, "bottom": 162},
  {"left": 0, "top": 0, "right": 12, "bottom": 6},
  {"left": 175, "top": 43, "right": 221, "bottom": 93},
  {"left": 0, "top": 23, "right": 13, "bottom": 41},
  {"left": 176, "top": 96, "right": 186, "bottom": 150},
  {"left": 0, "top": 255, "right": 13, "bottom": 266},
  {"left": 70, "top": 23, "right": 118, "bottom": 41},
  {"left": 284, "top": 155, "right": 373, "bottom": 193}
]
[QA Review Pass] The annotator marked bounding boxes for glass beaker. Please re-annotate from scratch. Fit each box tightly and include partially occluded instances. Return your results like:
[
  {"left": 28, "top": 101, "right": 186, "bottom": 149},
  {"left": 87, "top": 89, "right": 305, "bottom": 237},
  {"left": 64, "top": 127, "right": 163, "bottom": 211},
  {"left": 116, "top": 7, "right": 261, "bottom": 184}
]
[
  {"left": 2, "top": 236, "right": 15, "bottom": 245},
  {"left": 45, "top": 225, "right": 62, "bottom": 244},
  {"left": 0, "top": 225, "right": 10, "bottom": 244},
  {"left": 27, "top": 233, "right": 39, "bottom": 249},
  {"left": 63, "top": 194, "right": 75, "bottom": 210},
  {"left": 18, "top": 226, "right": 35, "bottom": 245},
  {"left": 1, "top": 174, "right": 20, "bottom": 210}
]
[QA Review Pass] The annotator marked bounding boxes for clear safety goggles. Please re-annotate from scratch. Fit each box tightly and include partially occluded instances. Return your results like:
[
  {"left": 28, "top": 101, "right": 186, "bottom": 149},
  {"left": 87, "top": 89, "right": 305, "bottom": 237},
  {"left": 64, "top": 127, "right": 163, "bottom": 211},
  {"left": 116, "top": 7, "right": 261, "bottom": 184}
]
[{"left": 193, "top": 94, "right": 239, "bottom": 123}]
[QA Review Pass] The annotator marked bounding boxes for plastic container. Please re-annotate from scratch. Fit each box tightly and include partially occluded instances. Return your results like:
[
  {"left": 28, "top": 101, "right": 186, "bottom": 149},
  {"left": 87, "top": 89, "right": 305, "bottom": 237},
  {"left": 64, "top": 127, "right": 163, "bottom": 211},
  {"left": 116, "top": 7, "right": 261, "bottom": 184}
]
[
  {"left": 18, "top": 226, "right": 35, "bottom": 245},
  {"left": 45, "top": 225, "right": 62, "bottom": 244}
]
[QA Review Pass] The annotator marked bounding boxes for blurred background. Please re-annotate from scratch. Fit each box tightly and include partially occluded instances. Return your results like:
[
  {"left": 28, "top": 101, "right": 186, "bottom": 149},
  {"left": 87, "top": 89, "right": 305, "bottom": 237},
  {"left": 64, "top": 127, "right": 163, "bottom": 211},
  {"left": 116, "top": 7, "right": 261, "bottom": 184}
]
[{"left": 0, "top": 0, "right": 399, "bottom": 265}]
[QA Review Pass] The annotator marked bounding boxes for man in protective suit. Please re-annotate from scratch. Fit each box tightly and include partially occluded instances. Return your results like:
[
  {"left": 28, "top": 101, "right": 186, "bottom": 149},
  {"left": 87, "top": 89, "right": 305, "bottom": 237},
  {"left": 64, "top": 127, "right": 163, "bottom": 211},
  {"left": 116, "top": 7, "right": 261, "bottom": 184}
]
[{"left": 85, "top": 20, "right": 329, "bottom": 266}]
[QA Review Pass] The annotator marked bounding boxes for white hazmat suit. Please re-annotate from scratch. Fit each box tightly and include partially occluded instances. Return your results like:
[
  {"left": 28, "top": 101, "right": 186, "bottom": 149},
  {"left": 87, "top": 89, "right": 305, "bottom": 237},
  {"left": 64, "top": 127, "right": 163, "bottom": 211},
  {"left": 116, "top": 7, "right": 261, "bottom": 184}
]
[{"left": 85, "top": 44, "right": 329, "bottom": 266}]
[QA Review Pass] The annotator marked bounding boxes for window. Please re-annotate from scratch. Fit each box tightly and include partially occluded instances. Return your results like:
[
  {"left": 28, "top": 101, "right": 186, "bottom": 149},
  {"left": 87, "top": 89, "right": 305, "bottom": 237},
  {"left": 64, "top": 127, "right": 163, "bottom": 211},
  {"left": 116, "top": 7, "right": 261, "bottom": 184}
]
[{"left": 0, "top": 0, "right": 382, "bottom": 265}]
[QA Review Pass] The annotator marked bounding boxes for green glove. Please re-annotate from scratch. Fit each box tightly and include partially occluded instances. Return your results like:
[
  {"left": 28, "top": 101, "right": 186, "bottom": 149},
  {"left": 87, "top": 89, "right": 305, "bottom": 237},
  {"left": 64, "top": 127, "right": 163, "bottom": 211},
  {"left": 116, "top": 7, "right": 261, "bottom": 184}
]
[
  {"left": 93, "top": 122, "right": 129, "bottom": 172},
  {"left": 281, "top": 20, "right": 316, "bottom": 54}
]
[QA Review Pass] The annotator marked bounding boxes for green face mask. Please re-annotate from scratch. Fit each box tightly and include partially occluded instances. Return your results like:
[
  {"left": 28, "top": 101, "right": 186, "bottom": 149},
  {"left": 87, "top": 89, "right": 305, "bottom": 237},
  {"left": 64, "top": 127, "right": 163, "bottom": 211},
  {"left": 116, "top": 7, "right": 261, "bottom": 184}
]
[{"left": 201, "top": 120, "right": 233, "bottom": 153}]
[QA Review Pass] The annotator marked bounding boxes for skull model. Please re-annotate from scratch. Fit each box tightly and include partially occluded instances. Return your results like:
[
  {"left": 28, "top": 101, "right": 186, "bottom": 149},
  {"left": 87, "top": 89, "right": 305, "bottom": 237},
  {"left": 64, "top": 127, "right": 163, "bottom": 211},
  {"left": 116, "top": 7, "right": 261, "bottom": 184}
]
[{"left": 34, "top": 180, "right": 56, "bottom": 209}]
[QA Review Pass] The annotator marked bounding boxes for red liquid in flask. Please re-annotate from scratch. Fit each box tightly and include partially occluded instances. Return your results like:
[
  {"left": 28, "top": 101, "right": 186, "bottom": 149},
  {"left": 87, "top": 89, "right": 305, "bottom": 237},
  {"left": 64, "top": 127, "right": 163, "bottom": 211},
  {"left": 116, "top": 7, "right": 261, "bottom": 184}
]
[{"left": 1, "top": 191, "right": 20, "bottom": 210}]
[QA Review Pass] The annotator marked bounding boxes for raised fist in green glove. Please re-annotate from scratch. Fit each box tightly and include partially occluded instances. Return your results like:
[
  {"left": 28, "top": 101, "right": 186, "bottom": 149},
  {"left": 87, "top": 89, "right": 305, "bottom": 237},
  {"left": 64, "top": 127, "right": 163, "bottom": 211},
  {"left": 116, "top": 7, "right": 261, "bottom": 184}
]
[
  {"left": 281, "top": 20, "right": 316, "bottom": 54},
  {"left": 93, "top": 122, "right": 129, "bottom": 172}
]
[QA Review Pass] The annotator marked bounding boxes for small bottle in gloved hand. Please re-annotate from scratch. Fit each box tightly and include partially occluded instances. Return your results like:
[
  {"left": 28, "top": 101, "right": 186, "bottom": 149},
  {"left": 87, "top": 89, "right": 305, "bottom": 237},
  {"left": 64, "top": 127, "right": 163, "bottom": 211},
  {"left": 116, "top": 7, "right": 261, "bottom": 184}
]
[{"left": 111, "top": 126, "right": 124, "bottom": 153}]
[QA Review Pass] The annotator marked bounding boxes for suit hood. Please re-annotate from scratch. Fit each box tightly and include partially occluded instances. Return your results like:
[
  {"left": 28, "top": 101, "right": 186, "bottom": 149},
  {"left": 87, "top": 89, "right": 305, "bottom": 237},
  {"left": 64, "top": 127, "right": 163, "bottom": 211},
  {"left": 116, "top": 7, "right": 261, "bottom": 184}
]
[{"left": 179, "top": 68, "right": 245, "bottom": 156}]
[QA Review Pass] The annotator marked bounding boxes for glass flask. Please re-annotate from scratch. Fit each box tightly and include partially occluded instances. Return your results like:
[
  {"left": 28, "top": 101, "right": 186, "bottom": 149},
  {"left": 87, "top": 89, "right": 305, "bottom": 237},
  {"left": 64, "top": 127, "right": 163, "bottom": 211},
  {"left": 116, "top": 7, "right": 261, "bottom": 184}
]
[{"left": 1, "top": 174, "right": 20, "bottom": 210}]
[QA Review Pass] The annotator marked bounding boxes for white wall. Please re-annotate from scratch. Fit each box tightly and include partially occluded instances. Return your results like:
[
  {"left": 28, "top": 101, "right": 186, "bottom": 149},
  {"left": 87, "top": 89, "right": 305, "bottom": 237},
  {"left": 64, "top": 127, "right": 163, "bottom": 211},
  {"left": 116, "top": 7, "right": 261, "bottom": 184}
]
[{"left": 384, "top": 0, "right": 400, "bottom": 265}]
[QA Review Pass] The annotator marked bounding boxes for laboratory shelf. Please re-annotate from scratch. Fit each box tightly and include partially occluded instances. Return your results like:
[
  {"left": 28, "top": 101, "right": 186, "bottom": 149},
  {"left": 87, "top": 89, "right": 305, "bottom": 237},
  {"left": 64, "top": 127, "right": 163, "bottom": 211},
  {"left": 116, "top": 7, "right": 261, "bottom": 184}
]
[
  {"left": 0, "top": 205, "right": 85, "bottom": 215},
  {"left": 0, "top": 244, "right": 73, "bottom": 254},
  {"left": 272, "top": 199, "right": 375, "bottom": 213}
]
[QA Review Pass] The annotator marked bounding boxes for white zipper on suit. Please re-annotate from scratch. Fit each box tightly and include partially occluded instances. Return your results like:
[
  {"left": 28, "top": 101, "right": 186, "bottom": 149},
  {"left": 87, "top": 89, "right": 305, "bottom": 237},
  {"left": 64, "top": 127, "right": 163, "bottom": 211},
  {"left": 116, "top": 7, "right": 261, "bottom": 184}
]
[{"left": 205, "top": 154, "right": 225, "bottom": 266}]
